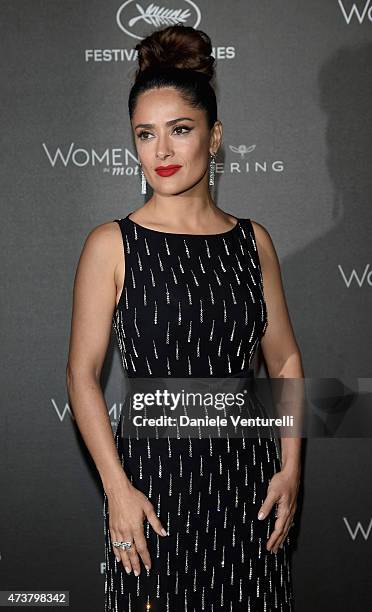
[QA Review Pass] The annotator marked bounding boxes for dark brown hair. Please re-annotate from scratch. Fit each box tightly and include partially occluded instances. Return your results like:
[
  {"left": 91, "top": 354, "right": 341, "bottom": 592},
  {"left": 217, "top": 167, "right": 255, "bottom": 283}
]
[{"left": 128, "top": 25, "right": 217, "bottom": 129}]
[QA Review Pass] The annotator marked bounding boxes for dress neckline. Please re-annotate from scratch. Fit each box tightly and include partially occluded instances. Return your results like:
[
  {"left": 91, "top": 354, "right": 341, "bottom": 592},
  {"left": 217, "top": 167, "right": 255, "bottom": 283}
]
[{"left": 125, "top": 212, "right": 240, "bottom": 237}]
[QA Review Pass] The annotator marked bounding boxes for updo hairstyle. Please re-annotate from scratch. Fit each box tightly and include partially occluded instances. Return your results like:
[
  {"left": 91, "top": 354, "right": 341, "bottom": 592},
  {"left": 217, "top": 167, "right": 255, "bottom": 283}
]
[{"left": 128, "top": 25, "right": 218, "bottom": 130}]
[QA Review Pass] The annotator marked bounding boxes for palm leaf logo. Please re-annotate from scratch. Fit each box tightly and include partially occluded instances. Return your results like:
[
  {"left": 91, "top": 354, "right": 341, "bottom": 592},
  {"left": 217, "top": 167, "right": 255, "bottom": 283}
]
[{"left": 129, "top": 3, "right": 191, "bottom": 26}]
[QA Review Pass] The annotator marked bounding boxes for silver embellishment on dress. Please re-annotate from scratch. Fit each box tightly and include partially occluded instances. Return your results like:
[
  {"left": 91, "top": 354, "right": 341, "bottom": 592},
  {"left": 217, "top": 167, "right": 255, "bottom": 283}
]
[
  {"left": 178, "top": 254, "right": 184, "bottom": 273},
  {"left": 154, "top": 299, "right": 158, "bottom": 324},
  {"left": 183, "top": 239, "right": 190, "bottom": 258},
  {"left": 218, "top": 254, "right": 226, "bottom": 272},
  {"left": 170, "top": 266, "right": 178, "bottom": 284},
  {"left": 157, "top": 251, "right": 164, "bottom": 271},
  {"left": 191, "top": 269, "right": 199, "bottom": 286},
  {"left": 213, "top": 268, "right": 222, "bottom": 286},
  {"left": 230, "top": 320, "right": 236, "bottom": 341},
  {"left": 166, "top": 320, "right": 170, "bottom": 345},
  {"left": 198, "top": 254, "right": 205, "bottom": 273},
  {"left": 221, "top": 544, "right": 225, "bottom": 567},
  {"left": 229, "top": 283, "right": 237, "bottom": 304},
  {"left": 187, "top": 320, "right": 192, "bottom": 342},
  {"left": 186, "top": 282, "right": 192, "bottom": 304},
  {"left": 231, "top": 264, "right": 241, "bottom": 285}
]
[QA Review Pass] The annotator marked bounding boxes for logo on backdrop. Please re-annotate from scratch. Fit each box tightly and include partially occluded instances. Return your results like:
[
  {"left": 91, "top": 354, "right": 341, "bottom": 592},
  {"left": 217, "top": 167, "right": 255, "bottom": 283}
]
[
  {"left": 84, "top": 1, "right": 235, "bottom": 63},
  {"left": 42, "top": 142, "right": 140, "bottom": 176},
  {"left": 116, "top": 0, "right": 201, "bottom": 40},
  {"left": 338, "top": 0, "right": 372, "bottom": 23},
  {"left": 42, "top": 142, "right": 284, "bottom": 177},
  {"left": 51, "top": 399, "right": 122, "bottom": 426},
  {"left": 338, "top": 264, "right": 372, "bottom": 287},
  {"left": 228, "top": 144, "right": 284, "bottom": 174},
  {"left": 343, "top": 517, "right": 372, "bottom": 540}
]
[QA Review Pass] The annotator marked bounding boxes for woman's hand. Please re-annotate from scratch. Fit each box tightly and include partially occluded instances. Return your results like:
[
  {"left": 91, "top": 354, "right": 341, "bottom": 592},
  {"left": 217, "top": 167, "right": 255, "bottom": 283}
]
[
  {"left": 257, "top": 465, "right": 300, "bottom": 553},
  {"left": 107, "top": 480, "right": 168, "bottom": 575}
]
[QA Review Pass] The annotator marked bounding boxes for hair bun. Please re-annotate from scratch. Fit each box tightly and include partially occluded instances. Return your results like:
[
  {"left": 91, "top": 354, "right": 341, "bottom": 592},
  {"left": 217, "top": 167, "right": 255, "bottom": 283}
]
[{"left": 134, "top": 25, "right": 215, "bottom": 81}]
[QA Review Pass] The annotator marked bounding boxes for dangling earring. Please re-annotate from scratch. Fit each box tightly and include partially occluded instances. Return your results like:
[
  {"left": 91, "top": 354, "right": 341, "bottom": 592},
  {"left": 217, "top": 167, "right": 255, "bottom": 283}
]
[
  {"left": 208, "top": 152, "right": 216, "bottom": 187},
  {"left": 140, "top": 163, "right": 147, "bottom": 195}
]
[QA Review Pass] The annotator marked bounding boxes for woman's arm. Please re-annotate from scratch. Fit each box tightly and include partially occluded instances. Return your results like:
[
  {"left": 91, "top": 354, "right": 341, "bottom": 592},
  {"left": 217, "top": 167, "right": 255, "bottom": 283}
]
[
  {"left": 251, "top": 219, "right": 303, "bottom": 552},
  {"left": 66, "top": 222, "right": 129, "bottom": 493},
  {"left": 252, "top": 220, "right": 303, "bottom": 470},
  {"left": 66, "top": 221, "right": 167, "bottom": 574}
]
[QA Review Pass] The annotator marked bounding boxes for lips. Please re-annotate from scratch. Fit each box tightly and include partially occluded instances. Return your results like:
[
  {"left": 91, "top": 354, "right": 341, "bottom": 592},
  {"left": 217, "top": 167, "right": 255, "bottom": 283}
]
[{"left": 155, "top": 165, "right": 182, "bottom": 177}]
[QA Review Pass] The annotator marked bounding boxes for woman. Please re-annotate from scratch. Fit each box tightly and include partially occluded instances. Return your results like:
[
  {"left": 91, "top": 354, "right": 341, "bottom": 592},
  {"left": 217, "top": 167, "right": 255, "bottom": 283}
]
[{"left": 66, "top": 24, "right": 302, "bottom": 611}]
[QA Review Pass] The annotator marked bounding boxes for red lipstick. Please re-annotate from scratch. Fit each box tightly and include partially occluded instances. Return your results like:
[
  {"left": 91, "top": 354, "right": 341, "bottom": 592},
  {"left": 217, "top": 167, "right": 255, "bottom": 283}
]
[{"left": 155, "top": 165, "right": 182, "bottom": 177}]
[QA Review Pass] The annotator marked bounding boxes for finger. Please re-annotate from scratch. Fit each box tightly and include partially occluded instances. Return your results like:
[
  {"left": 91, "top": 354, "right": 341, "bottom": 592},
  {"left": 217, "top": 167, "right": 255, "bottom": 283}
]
[
  {"left": 145, "top": 502, "right": 168, "bottom": 537},
  {"left": 266, "top": 520, "right": 286, "bottom": 552},
  {"left": 110, "top": 531, "right": 121, "bottom": 563},
  {"left": 109, "top": 527, "right": 123, "bottom": 564},
  {"left": 132, "top": 527, "right": 152, "bottom": 572},
  {"left": 122, "top": 527, "right": 145, "bottom": 577},
  {"left": 110, "top": 528, "right": 133, "bottom": 574},
  {"left": 266, "top": 504, "right": 289, "bottom": 551},
  {"left": 257, "top": 491, "right": 278, "bottom": 522},
  {"left": 277, "top": 514, "right": 294, "bottom": 550},
  {"left": 126, "top": 541, "right": 142, "bottom": 576},
  {"left": 119, "top": 530, "right": 138, "bottom": 573},
  {"left": 275, "top": 506, "right": 296, "bottom": 552},
  {"left": 119, "top": 548, "right": 133, "bottom": 574}
]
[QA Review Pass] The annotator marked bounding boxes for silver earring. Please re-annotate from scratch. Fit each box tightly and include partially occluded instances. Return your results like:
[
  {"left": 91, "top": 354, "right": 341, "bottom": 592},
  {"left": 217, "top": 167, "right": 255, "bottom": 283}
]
[
  {"left": 209, "top": 152, "right": 216, "bottom": 186},
  {"left": 140, "top": 165, "right": 147, "bottom": 195}
]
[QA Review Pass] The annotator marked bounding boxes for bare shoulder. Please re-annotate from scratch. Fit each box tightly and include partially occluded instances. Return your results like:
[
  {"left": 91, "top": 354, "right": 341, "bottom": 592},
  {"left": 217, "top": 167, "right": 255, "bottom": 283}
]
[
  {"left": 84, "top": 220, "right": 120, "bottom": 246},
  {"left": 80, "top": 220, "right": 122, "bottom": 264},
  {"left": 72, "top": 220, "right": 124, "bottom": 309}
]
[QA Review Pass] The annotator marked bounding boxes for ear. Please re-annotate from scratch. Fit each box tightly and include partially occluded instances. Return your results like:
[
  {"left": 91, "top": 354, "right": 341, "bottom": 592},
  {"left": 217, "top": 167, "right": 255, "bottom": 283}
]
[{"left": 209, "top": 120, "right": 223, "bottom": 154}]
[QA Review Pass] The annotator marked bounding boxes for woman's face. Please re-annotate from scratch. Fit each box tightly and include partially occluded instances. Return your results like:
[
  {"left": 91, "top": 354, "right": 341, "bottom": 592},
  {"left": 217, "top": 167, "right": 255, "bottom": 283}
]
[{"left": 132, "top": 87, "right": 221, "bottom": 196}]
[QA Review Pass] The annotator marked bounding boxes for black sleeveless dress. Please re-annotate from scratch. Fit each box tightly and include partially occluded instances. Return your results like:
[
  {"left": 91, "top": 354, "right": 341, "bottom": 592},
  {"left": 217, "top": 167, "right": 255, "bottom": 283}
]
[{"left": 103, "top": 213, "right": 294, "bottom": 611}]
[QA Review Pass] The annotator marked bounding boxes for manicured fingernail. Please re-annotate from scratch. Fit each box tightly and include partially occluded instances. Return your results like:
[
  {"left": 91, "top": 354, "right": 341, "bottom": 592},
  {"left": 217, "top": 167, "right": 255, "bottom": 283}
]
[
  {"left": 134, "top": 570, "right": 139, "bottom": 576},
  {"left": 115, "top": 557, "right": 120, "bottom": 562},
  {"left": 161, "top": 528, "right": 168, "bottom": 536},
  {"left": 125, "top": 566, "right": 131, "bottom": 574},
  {"left": 258, "top": 511, "right": 265, "bottom": 520},
  {"left": 145, "top": 565, "right": 150, "bottom": 571}
]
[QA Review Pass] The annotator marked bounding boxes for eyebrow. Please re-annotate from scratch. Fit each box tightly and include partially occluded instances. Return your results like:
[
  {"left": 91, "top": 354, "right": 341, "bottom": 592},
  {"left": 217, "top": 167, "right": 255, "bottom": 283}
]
[{"left": 134, "top": 117, "right": 195, "bottom": 129}]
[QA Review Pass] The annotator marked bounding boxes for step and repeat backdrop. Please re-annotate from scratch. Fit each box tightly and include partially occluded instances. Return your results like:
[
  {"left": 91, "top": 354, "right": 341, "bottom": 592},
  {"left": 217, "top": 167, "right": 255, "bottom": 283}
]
[{"left": 1, "top": 1, "right": 371, "bottom": 610}]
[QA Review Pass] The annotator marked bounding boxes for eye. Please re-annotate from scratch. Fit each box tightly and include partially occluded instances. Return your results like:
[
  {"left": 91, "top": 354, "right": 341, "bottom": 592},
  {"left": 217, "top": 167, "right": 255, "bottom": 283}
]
[
  {"left": 136, "top": 125, "right": 192, "bottom": 141},
  {"left": 137, "top": 130, "right": 153, "bottom": 141},
  {"left": 173, "top": 125, "right": 192, "bottom": 135}
]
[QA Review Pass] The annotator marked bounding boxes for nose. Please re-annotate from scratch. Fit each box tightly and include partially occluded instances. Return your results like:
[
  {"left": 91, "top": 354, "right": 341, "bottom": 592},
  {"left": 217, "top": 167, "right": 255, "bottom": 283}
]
[{"left": 156, "top": 132, "right": 173, "bottom": 160}]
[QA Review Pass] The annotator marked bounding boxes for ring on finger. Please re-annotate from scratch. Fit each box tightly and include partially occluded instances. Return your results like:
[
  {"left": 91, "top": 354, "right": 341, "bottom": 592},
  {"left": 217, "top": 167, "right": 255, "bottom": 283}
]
[{"left": 112, "top": 540, "right": 133, "bottom": 551}]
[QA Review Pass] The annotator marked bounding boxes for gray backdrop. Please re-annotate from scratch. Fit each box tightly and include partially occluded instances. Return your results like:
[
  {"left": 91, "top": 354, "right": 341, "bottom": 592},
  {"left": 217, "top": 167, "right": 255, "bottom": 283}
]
[{"left": 1, "top": 1, "right": 371, "bottom": 610}]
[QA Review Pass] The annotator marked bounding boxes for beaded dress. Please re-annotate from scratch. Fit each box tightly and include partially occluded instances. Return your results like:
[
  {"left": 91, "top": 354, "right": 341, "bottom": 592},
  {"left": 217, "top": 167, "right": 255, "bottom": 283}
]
[{"left": 103, "top": 213, "right": 293, "bottom": 611}]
